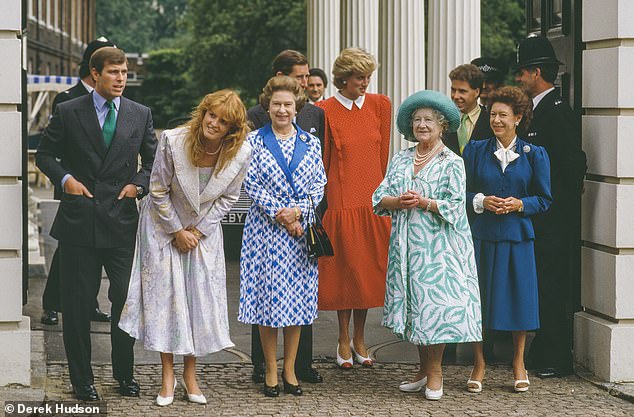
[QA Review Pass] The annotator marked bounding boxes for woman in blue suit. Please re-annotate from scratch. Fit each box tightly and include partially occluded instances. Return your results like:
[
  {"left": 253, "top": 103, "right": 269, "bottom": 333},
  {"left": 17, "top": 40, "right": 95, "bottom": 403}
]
[{"left": 462, "top": 86, "right": 551, "bottom": 393}]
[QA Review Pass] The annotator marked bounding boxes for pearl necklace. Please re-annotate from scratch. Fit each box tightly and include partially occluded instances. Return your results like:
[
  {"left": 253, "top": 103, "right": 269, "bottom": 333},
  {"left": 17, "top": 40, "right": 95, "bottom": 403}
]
[
  {"left": 272, "top": 126, "right": 296, "bottom": 140},
  {"left": 414, "top": 142, "right": 442, "bottom": 166},
  {"left": 203, "top": 142, "right": 222, "bottom": 156}
]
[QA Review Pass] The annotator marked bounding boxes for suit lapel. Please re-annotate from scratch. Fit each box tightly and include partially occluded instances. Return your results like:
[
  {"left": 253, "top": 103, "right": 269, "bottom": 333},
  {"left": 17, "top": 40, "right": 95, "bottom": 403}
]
[
  {"left": 74, "top": 94, "right": 108, "bottom": 159},
  {"left": 99, "top": 97, "right": 135, "bottom": 175}
]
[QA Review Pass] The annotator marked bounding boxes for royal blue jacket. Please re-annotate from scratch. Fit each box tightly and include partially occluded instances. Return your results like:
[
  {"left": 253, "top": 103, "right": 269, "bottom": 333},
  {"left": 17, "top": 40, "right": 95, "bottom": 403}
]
[{"left": 463, "top": 137, "right": 552, "bottom": 242}]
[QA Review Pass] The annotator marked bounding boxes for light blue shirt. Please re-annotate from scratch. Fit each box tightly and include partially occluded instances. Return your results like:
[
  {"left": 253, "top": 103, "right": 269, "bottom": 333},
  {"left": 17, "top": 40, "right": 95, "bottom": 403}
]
[
  {"left": 61, "top": 91, "right": 121, "bottom": 188},
  {"left": 92, "top": 90, "right": 120, "bottom": 129}
]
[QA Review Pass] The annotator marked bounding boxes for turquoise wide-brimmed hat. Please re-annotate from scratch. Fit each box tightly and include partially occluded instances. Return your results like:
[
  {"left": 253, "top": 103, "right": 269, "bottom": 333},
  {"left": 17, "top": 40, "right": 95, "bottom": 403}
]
[{"left": 396, "top": 90, "right": 461, "bottom": 142}]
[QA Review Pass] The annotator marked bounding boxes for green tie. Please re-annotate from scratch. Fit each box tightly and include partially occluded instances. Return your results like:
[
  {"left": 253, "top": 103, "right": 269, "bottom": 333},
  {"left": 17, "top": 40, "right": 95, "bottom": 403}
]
[
  {"left": 102, "top": 101, "right": 116, "bottom": 148},
  {"left": 457, "top": 113, "right": 469, "bottom": 155}
]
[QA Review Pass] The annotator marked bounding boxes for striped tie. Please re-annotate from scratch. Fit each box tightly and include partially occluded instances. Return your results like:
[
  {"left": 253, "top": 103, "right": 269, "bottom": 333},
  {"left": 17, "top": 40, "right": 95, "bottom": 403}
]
[{"left": 102, "top": 101, "right": 116, "bottom": 148}]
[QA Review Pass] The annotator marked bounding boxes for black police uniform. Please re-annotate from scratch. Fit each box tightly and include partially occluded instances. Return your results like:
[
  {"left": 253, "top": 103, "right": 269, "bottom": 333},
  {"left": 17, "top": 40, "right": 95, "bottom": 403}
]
[
  {"left": 514, "top": 36, "right": 587, "bottom": 377},
  {"left": 525, "top": 89, "right": 586, "bottom": 375}
]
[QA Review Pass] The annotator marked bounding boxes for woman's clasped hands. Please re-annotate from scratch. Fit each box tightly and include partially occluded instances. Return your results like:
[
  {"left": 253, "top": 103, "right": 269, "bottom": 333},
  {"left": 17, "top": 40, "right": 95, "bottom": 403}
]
[
  {"left": 276, "top": 207, "right": 304, "bottom": 237},
  {"left": 483, "top": 195, "right": 523, "bottom": 214},
  {"left": 172, "top": 229, "right": 200, "bottom": 253},
  {"left": 399, "top": 190, "right": 428, "bottom": 210}
]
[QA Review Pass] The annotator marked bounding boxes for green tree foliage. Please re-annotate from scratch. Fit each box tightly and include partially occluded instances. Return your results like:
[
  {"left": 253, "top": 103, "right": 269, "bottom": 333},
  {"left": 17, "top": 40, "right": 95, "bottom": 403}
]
[
  {"left": 184, "top": 0, "right": 306, "bottom": 105},
  {"left": 139, "top": 49, "right": 197, "bottom": 128},
  {"left": 96, "top": 0, "right": 187, "bottom": 52},
  {"left": 481, "top": 0, "right": 525, "bottom": 82}
]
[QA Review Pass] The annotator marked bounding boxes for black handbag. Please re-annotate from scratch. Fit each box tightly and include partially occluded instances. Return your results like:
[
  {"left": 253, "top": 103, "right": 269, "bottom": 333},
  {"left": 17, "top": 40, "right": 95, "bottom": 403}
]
[{"left": 307, "top": 195, "right": 334, "bottom": 259}]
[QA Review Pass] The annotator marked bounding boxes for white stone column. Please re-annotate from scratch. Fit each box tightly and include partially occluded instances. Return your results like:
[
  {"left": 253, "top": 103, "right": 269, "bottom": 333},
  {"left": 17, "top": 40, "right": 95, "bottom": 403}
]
[
  {"left": 378, "top": 0, "right": 426, "bottom": 154},
  {"left": 307, "top": 0, "right": 341, "bottom": 99},
  {"left": 0, "top": 0, "right": 30, "bottom": 386},
  {"left": 426, "top": 0, "right": 481, "bottom": 95},
  {"left": 575, "top": 0, "right": 634, "bottom": 382},
  {"left": 341, "top": 0, "right": 379, "bottom": 93}
]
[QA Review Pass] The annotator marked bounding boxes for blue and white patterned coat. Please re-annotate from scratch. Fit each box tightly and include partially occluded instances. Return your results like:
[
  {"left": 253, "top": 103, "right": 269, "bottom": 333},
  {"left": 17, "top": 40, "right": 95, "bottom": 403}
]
[{"left": 238, "top": 124, "right": 327, "bottom": 327}]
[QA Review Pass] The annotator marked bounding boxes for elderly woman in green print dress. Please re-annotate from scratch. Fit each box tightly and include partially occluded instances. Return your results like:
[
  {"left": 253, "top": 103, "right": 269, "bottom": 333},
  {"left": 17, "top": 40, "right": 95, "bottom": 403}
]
[{"left": 373, "top": 90, "right": 482, "bottom": 401}]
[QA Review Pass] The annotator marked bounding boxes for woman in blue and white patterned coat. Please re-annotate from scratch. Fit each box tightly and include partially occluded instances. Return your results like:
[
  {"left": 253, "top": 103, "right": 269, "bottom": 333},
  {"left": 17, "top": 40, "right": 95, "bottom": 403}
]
[{"left": 238, "top": 76, "right": 326, "bottom": 398}]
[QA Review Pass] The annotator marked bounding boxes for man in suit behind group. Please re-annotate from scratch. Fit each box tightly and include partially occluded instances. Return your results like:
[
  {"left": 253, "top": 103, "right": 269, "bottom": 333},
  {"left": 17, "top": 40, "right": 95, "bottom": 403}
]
[
  {"left": 40, "top": 37, "right": 115, "bottom": 327},
  {"left": 445, "top": 64, "right": 493, "bottom": 155},
  {"left": 36, "top": 47, "right": 157, "bottom": 401},
  {"left": 247, "top": 49, "right": 325, "bottom": 385}
]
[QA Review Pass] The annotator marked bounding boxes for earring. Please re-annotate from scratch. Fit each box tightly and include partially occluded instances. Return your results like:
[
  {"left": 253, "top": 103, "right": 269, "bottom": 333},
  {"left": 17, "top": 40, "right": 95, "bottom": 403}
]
[
  {"left": 514, "top": 121, "right": 520, "bottom": 126},
  {"left": 343, "top": 80, "right": 347, "bottom": 84}
]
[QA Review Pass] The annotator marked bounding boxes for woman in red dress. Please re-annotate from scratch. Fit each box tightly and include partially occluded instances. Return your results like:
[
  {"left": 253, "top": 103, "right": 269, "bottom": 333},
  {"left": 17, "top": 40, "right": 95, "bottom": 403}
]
[{"left": 317, "top": 48, "right": 391, "bottom": 369}]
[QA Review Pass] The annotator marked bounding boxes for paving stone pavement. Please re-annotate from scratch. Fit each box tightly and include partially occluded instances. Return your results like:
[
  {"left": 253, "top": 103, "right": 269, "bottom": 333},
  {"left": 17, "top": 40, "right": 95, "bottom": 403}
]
[{"left": 42, "top": 362, "right": 633, "bottom": 417}]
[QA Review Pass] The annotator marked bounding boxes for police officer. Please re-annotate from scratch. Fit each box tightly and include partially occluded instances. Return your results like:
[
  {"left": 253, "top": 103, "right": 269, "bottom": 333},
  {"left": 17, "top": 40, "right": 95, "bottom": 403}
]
[
  {"left": 471, "top": 56, "right": 508, "bottom": 110},
  {"left": 515, "top": 35, "right": 586, "bottom": 378}
]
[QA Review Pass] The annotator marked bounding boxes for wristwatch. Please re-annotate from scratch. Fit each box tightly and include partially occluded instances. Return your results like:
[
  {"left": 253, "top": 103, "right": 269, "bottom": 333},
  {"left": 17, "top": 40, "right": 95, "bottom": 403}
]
[{"left": 135, "top": 185, "right": 144, "bottom": 196}]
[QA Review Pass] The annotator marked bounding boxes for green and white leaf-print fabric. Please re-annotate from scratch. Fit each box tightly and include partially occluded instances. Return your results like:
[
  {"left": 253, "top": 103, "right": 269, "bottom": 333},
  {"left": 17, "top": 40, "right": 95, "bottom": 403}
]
[{"left": 372, "top": 146, "right": 482, "bottom": 346}]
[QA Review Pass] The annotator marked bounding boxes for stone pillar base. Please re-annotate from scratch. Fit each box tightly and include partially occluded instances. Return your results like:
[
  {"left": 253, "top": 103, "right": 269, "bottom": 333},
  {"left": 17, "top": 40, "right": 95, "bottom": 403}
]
[
  {"left": 0, "top": 317, "right": 31, "bottom": 386},
  {"left": 574, "top": 311, "right": 634, "bottom": 382}
]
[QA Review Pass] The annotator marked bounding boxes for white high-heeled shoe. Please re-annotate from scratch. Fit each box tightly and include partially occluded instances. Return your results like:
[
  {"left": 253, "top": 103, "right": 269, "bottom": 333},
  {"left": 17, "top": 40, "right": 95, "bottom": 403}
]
[
  {"left": 155, "top": 378, "right": 177, "bottom": 406},
  {"left": 183, "top": 381, "right": 207, "bottom": 404},
  {"left": 350, "top": 340, "right": 373, "bottom": 367},
  {"left": 424, "top": 378, "right": 443, "bottom": 401},
  {"left": 399, "top": 376, "right": 427, "bottom": 393},
  {"left": 467, "top": 369, "right": 484, "bottom": 393},
  {"left": 514, "top": 370, "right": 530, "bottom": 393},
  {"left": 336, "top": 343, "right": 353, "bottom": 369}
]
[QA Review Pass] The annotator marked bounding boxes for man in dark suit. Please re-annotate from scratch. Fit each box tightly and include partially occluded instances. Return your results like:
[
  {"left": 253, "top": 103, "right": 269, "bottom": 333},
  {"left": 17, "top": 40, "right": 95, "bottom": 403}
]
[
  {"left": 515, "top": 36, "right": 587, "bottom": 378},
  {"left": 445, "top": 64, "right": 493, "bottom": 155},
  {"left": 37, "top": 47, "right": 157, "bottom": 401},
  {"left": 41, "top": 37, "right": 115, "bottom": 327},
  {"left": 247, "top": 49, "right": 325, "bottom": 385}
]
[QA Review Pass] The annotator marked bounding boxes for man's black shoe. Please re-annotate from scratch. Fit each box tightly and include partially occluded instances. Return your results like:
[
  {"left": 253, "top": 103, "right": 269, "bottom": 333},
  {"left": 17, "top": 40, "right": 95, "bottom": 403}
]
[
  {"left": 92, "top": 308, "right": 111, "bottom": 322},
  {"left": 117, "top": 378, "right": 140, "bottom": 397},
  {"left": 41, "top": 310, "right": 59, "bottom": 325},
  {"left": 73, "top": 384, "right": 100, "bottom": 401},
  {"left": 251, "top": 365, "right": 265, "bottom": 383},
  {"left": 535, "top": 367, "right": 573, "bottom": 379},
  {"left": 297, "top": 367, "right": 323, "bottom": 383}
]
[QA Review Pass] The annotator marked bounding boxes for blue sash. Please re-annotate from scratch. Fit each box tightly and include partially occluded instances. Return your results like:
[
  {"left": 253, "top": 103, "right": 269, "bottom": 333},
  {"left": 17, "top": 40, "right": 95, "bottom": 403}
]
[{"left": 260, "top": 123, "right": 309, "bottom": 198}]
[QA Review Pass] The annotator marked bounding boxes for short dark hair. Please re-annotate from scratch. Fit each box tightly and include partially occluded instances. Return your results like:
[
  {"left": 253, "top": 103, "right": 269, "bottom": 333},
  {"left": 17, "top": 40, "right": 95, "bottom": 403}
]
[
  {"left": 89, "top": 47, "right": 126, "bottom": 74},
  {"left": 449, "top": 64, "right": 484, "bottom": 90},
  {"left": 526, "top": 64, "right": 558, "bottom": 84},
  {"left": 309, "top": 67, "right": 328, "bottom": 88},
  {"left": 272, "top": 50, "right": 308, "bottom": 76}
]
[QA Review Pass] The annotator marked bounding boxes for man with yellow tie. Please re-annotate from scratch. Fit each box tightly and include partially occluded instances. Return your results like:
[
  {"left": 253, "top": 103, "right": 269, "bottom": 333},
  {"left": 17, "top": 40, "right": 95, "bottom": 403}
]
[{"left": 444, "top": 64, "right": 493, "bottom": 155}]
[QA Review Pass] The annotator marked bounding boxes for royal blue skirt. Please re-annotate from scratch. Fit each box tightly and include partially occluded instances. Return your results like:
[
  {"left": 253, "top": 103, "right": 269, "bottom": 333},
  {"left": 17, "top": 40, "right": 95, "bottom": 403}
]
[{"left": 473, "top": 239, "right": 540, "bottom": 331}]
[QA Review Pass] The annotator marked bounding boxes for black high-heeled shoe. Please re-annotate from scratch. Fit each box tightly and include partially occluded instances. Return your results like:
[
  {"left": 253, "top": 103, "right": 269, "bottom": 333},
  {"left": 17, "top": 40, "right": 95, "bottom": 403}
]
[
  {"left": 282, "top": 374, "right": 303, "bottom": 396},
  {"left": 263, "top": 384, "right": 280, "bottom": 397}
]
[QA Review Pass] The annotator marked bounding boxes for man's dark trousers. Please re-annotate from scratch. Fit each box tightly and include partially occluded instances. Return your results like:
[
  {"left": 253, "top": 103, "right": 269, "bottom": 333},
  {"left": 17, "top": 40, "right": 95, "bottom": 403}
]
[{"left": 60, "top": 244, "right": 135, "bottom": 386}]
